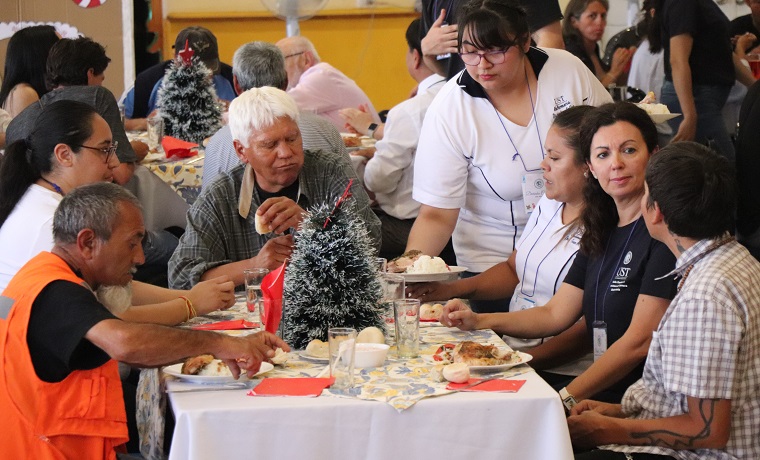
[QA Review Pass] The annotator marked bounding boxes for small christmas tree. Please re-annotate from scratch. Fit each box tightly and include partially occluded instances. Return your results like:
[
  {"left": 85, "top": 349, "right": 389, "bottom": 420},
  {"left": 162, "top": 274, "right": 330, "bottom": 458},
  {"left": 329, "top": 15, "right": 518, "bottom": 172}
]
[
  {"left": 282, "top": 186, "right": 384, "bottom": 350},
  {"left": 157, "top": 41, "right": 221, "bottom": 144}
]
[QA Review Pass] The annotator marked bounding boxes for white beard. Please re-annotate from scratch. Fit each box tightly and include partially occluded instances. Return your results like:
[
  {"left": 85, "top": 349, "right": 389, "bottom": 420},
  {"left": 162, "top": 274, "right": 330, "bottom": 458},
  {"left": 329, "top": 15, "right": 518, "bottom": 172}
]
[{"left": 96, "top": 283, "right": 134, "bottom": 316}]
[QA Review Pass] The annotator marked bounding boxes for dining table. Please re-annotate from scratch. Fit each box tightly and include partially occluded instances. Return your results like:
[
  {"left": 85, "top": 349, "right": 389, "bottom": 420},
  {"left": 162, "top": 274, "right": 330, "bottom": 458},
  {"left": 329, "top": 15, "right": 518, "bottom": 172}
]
[{"left": 137, "top": 299, "right": 574, "bottom": 460}]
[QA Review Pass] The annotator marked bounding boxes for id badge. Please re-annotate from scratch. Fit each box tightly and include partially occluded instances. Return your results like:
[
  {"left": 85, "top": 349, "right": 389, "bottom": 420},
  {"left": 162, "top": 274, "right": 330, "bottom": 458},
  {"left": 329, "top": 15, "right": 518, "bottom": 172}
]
[
  {"left": 521, "top": 171, "right": 545, "bottom": 214},
  {"left": 436, "top": 23, "right": 452, "bottom": 60},
  {"left": 592, "top": 320, "right": 607, "bottom": 361},
  {"left": 513, "top": 294, "right": 536, "bottom": 311}
]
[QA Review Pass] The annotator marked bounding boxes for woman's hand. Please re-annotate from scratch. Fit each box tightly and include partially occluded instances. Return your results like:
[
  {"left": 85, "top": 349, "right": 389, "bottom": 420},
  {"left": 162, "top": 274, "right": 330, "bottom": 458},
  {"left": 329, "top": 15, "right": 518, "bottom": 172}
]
[
  {"left": 672, "top": 115, "right": 697, "bottom": 142},
  {"left": 440, "top": 299, "right": 478, "bottom": 329},
  {"left": 407, "top": 281, "right": 456, "bottom": 303},
  {"left": 339, "top": 104, "right": 374, "bottom": 136}
]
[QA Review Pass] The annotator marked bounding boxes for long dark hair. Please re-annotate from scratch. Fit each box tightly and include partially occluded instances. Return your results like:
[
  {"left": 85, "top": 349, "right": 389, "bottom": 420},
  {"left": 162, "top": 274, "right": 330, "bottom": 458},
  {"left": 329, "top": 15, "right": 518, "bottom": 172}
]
[
  {"left": 646, "top": 0, "right": 665, "bottom": 53},
  {"left": 0, "top": 25, "right": 60, "bottom": 109},
  {"left": 578, "top": 102, "right": 658, "bottom": 257},
  {"left": 0, "top": 100, "right": 97, "bottom": 228},
  {"left": 456, "top": 0, "right": 531, "bottom": 51}
]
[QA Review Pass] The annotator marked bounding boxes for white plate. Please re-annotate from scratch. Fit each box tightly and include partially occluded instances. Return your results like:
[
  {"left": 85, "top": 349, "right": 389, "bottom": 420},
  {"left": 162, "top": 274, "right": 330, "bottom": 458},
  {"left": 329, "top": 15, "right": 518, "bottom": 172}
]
[
  {"left": 469, "top": 351, "right": 533, "bottom": 373},
  {"left": 649, "top": 113, "right": 680, "bottom": 124},
  {"left": 298, "top": 351, "right": 329, "bottom": 363},
  {"left": 163, "top": 361, "right": 274, "bottom": 384},
  {"left": 396, "top": 266, "right": 468, "bottom": 283}
]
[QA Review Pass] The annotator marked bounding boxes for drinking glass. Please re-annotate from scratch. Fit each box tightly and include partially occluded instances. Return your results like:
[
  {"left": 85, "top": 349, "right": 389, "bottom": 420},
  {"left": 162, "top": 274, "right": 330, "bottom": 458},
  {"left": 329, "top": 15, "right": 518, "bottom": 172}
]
[
  {"left": 379, "top": 274, "right": 405, "bottom": 334},
  {"left": 374, "top": 257, "right": 387, "bottom": 273},
  {"left": 243, "top": 268, "right": 269, "bottom": 321},
  {"left": 146, "top": 115, "right": 164, "bottom": 150},
  {"left": 393, "top": 299, "right": 420, "bottom": 358},
  {"left": 328, "top": 327, "right": 357, "bottom": 390}
]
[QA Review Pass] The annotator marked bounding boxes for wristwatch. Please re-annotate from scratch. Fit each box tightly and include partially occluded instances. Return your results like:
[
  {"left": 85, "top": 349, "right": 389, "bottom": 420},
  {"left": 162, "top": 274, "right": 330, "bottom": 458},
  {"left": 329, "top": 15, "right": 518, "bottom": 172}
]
[
  {"left": 366, "top": 122, "right": 378, "bottom": 140},
  {"left": 559, "top": 387, "right": 577, "bottom": 411}
]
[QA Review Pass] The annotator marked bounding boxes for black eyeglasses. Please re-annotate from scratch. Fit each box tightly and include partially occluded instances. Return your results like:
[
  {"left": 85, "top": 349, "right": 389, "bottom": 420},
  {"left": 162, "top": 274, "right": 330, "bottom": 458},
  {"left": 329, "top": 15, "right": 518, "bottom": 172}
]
[
  {"left": 460, "top": 47, "right": 512, "bottom": 66},
  {"left": 284, "top": 51, "right": 305, "bottom": 59},
  {"left": 76, "top": 141, "right": 118, "bottom": 163}
]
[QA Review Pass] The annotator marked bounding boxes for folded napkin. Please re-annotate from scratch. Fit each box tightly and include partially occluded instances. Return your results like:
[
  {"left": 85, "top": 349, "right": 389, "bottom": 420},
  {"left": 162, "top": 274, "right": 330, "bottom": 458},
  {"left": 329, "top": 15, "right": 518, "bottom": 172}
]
[
  {"left": 162, "top": 136, "right": 199, "bottom": 159},
  {"left": 261, "top": 263, "right": 286, "bottom": 334},
  {"left": 248, "top": 378, "right": 334, "bottom": 397},
  {"left": 446, "top": 379, "right": 526, "bottom": 393},
  {"left": 190, "top": 319, "right": 259, "bottom": 331}
]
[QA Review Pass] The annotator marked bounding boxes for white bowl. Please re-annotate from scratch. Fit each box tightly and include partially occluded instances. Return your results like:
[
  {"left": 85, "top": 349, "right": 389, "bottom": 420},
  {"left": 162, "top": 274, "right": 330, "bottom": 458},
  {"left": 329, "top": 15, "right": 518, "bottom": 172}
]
[{"left": 354, "top": 343, "right": 390, "bottom": 368}]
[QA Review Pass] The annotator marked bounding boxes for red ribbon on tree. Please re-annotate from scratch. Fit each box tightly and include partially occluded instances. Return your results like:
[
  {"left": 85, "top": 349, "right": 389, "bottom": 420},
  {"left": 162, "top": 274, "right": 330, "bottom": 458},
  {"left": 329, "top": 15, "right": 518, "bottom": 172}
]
[{"left": 323, "top": 179, "right": 354, "bottom": 229}]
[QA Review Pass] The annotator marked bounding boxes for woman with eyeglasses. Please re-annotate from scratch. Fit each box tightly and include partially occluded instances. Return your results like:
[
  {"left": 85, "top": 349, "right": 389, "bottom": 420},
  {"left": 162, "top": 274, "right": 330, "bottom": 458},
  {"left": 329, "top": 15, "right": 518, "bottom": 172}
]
[
  {"left": 406, "top": 0, "right": 611, "bottom": 313},
  {"left": 0, "top": 100, "right": 235, "bottom": 325}
]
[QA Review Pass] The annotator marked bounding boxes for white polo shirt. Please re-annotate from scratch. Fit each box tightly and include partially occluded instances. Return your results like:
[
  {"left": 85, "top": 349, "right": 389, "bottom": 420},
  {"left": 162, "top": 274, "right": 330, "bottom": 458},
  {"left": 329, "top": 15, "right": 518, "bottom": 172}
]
[{"left": 414, "top": 47, "right": 611, "bottom": 272}]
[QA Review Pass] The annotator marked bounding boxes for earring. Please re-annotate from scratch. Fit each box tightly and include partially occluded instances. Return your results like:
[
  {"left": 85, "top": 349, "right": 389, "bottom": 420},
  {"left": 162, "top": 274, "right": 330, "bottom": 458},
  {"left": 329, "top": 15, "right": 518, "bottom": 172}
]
[{"left": 583, "top": 170, "right": 589, "bottom": 178}]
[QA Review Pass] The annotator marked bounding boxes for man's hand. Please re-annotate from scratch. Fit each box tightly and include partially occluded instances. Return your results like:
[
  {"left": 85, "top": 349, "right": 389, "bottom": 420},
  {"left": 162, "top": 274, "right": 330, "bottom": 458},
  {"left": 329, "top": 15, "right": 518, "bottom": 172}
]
[
  {"left": 339, "top": 105, "right": 374, "bottom": 136},
  {"left": 219, "top": 331, "right": 291, "bottom": 378},
  {"left": 421, "top": 10, "right": 459, "bottom": 57},
  {"left": 571, "top": 399, "right": 625, "bottom": 418},
  {"left": 187, "top": 276, "right": 236, "bottom": 315},
  {"left": 252, "top": 234, "right": 293, "bottom": 270},
  {"left": 440, "top": 299, "right": 478, "bottom": 329},
  {"left": 567, "top": 409, "right": 619, "bottom": 450},
  {"left": 257, "top": 197, "right": 305, "bottom": 235}
]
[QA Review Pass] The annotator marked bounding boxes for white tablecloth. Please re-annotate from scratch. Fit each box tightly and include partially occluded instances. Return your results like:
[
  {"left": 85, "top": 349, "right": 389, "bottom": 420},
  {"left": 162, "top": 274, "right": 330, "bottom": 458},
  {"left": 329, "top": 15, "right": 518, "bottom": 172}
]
[{"left": 167, "top": 368, "right": 573, "bottom": 460}]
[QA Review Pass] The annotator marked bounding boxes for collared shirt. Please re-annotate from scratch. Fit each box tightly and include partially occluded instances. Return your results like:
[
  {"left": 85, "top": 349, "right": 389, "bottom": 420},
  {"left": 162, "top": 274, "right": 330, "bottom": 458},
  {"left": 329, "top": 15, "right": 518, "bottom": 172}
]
[
  {"left": 202, "top": 112, "right": 349, "bottom": 191},
  {"left": 168, "top": 149, "right": 381, "bottom": 289},
  {"left": 604, "top": 236, "right": 760, "bottom": 460},
  {"left": 365, "top": 73, "right": 445, "bottom": 220},
  {"left": 287, "top": 62, "right": 380, "bottom": 130}
]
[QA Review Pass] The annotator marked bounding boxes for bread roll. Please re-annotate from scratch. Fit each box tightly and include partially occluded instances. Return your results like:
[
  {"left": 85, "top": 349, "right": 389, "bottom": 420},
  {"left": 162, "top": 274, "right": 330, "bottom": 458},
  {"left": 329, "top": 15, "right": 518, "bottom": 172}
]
[
  {"left": 357, "top": 326, "right": 385, "bottom": 344},
  {"left": 420, "top": 303, "right": 443, "bottom": 321},
  {"left": 305, "top": 339, "right": 329, "bottom": 358},
  {"left": 255, "top": 213, "right": 272, "bottom": 235},
  {"left": 442, "top": 363, "right": 470, "bottom": 383}
]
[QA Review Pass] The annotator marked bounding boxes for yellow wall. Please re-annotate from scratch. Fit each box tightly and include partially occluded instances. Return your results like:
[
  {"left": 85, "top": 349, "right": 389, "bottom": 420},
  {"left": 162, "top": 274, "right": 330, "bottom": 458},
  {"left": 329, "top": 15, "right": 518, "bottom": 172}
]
[{"left": 164, "top": 7, "right": 420, "bottom": 112}]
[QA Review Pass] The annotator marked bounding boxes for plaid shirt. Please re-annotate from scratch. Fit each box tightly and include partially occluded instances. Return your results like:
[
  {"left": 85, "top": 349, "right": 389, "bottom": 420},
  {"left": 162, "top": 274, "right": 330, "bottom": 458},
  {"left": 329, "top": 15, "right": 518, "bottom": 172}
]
[
  {"left": 604, "top": 236, "right": 760, "bottom": 460},
  {"left": 168, "top": 149, "right": 381, "bottom": 289}
]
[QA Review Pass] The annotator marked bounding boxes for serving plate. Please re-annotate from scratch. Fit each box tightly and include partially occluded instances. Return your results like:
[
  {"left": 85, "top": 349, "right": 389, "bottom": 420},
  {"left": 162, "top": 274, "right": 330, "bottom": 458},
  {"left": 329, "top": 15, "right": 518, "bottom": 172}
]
[
  {"left": 298, "top": 351, "right": 329, "bottom": 363},
  {"left": 469, "top": 351, "right": 533, "bottom": 372},
  {"left": 396, "top": 266, "right": 468, "bottom": 283},
  {"left": 648, "top": 113, "right": 680, "bottom": 124},
  {"left": 163, "top": 361, "right": 273, "bottom": 384}
]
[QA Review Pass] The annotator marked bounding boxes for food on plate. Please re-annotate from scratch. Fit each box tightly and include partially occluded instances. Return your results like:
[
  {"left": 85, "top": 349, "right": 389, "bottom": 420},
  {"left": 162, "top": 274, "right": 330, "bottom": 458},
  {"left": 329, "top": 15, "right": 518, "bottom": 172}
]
[
  {"left": 407, "top": 255, "right": 449, "bottom": 274},
  {"left": 357, "top": 326, "right": 385, "bottom": 344},
  {"left": 432, "top": 343, "right": 456, "bottom": 364},
  {"left": 635, "top": 92, "right": 670, "bottom": 115},
  {"left": 271, "top": 347, "right": 289, "bottom": 365},
  {"left": 254, "top": 213, "right": 272, "bottom": 235},
  {"left": 453, "top": 341, "right": 518, "bottom": 367},
  {"left": 305, "top": 339, "right": 329, "bottom": 358},
  {"left": 442, "top": 363, "right": 470, "bottom": 383},
  {"left": 420, "top": 303, "right": 443, "bottom": 321},
  {"left": 387, "top": 249, "right": 423, "bottom": 273},
  {"left": 429, "top": 364, "right": 446, "bottom": 382},
  {"left": 181, "top": 354, "right": 233, "bottom": 376},
  {"left": 342, "top": 135, "right": 362, "bottom": 147}
]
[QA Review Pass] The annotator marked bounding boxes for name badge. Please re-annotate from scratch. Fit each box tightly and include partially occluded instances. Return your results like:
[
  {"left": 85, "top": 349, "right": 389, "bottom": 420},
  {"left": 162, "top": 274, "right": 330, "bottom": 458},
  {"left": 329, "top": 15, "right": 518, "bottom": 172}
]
[
  {"left": 521, "top": 171, "right": 545, "bottom": 214},
  {"left": 592, "top": 320, "right": 607, "bottom": 361},
  {"left": 513, "top": 294, "right": 536, "bottom": 311}
]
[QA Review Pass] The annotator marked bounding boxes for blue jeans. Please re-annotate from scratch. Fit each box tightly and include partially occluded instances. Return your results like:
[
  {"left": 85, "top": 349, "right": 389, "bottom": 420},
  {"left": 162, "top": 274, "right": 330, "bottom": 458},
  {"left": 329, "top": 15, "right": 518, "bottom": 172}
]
[{"left": 661, "top": 81, "right": 734, "bottom": 161}]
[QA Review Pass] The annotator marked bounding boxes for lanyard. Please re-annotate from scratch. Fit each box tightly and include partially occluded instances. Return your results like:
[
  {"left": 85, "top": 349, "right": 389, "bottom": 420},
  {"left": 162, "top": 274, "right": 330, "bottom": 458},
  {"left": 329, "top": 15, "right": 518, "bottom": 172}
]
[{"left": 593, "top": 217, "right": 640, "bottom": 323}]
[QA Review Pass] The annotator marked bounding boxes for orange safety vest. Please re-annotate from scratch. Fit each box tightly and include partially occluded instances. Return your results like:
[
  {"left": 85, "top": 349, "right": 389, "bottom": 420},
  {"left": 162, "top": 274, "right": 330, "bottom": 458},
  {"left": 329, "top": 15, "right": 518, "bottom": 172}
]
[{"left": 0, "top": 252, "right": 128, "bottom": 459}]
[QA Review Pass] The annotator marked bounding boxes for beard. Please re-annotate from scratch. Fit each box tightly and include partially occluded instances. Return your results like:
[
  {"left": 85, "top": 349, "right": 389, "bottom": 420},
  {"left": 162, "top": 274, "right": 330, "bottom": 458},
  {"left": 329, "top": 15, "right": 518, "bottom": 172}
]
[{"left": 95, "top": 282, "right": 134, "bottom": 316}]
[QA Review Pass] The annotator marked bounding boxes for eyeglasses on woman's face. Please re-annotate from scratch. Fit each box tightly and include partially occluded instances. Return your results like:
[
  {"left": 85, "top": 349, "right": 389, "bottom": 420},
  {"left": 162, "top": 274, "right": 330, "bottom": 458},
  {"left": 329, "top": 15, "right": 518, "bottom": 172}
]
[
  {"left": 460, "top": 46, "right": 513, "bottom": 66},
  {"left": 76, "top": 141, "right": 118, "bottom": 164}
]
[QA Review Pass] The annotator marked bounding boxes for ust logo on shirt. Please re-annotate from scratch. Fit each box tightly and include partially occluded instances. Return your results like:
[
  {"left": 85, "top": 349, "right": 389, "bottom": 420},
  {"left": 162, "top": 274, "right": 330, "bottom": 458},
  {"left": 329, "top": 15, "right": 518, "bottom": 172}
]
[
  {"left": 610, "top": 251, "right": 634, "bottom": 292},
  {"left": 624, "top": 251, "right": 632, "bottom": 264},
  {"left": 554, "top": 96, "right": 571, "bottom": 113}
]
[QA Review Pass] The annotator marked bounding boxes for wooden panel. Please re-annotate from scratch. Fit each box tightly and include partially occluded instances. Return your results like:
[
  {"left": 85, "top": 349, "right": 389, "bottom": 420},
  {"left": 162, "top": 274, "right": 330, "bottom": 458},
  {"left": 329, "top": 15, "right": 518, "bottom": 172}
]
[{"left": 165, "top": 8, "right": 420, "bottom": 111}]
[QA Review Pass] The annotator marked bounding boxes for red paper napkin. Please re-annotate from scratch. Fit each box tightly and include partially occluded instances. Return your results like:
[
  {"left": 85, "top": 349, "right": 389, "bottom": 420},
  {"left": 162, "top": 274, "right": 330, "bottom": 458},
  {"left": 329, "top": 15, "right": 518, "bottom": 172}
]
[
  {"left": 190, "top": 319, "right": 259, "bottom": 331},
  {"left": 248, "top": 378, "right": 334, "bottom": 397},
  {"left": 261, "top": 262, "right": 286, "bottom": 334},
  {"left": 161, "top": 136, "right": 199, "bottom": 159},
  {"left": 446, "top": 379, "right": 526, "bottom": 392}
]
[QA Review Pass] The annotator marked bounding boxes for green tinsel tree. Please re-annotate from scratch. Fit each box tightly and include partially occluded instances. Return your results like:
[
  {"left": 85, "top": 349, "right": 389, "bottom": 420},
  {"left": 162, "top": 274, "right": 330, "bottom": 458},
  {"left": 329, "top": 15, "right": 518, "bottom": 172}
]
[
  {"left": 157, "top": 47, "right": 221, "bottom": 144},
  {"left": 282, "top": 199, "right": 384, "bottom": 350}
]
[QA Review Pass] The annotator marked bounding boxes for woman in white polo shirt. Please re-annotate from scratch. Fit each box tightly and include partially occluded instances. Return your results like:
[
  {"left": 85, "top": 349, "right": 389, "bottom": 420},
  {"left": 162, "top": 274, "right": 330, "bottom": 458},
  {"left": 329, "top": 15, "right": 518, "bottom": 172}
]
[{"left": 406, "top": 0, "right": 611, "bottom": 312}]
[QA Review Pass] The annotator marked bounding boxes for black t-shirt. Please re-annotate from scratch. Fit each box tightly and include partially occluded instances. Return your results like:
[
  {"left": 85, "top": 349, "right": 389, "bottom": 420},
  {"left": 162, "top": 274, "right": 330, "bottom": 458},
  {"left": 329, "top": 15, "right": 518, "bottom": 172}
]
[
  {"left": 563, "top": 217, "right": 677, "bottom": 394},
  {"left": 564, "top": 34, "right": 607, "bottom": 75},
  {"left": 736, "top": 80, "right": 760, "bottom": 236},
  {"left": 420, "top": 0, "right": 563, "bottom": 80},
  {"left": 661, "top": 0, "right": 734, "bottom": 86},
  {"left": 27, "top": 280, "right": 117, "bottom": 383},
  {"left": 729, "top": 14, "right": 760, "bottom": 52}
]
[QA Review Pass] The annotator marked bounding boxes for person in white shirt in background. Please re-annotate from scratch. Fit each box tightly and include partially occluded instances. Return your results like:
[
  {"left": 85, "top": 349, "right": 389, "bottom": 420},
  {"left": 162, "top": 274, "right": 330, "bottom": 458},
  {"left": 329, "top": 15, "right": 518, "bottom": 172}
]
[{"left": 340, "top": 19, "right": 446, "bottom": 260}]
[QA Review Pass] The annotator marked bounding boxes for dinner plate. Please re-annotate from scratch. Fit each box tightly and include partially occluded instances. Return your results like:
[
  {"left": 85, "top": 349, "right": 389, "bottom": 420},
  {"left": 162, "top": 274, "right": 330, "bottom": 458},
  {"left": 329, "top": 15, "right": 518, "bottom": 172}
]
[
  {"left": 163, "top": 361, "right": 274, "bottom": 384},
  {"left": 396, "top": 266, "right": 468, "bottom": 283},
  {"left": 468, "top": 351, "right": 533, "bottom": 373},
  {"left": 648, "top": 113, "right": 680, "bottom": 124},
  {"left": 298, "top": 351, "right": 329, "bottom": 363}
]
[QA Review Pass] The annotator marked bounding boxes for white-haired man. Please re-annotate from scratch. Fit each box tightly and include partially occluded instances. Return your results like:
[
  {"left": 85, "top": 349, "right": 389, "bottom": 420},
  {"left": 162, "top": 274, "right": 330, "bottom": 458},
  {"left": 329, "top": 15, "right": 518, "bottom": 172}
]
[
  {"left": 276, "top": 36, "right": 380, "bottom": 130},
  {"left": 168, "top": 87, "right": 381, "bottom": 289},
  {"left": 0, "top": 182, "right": 287, "bottom": 459}
]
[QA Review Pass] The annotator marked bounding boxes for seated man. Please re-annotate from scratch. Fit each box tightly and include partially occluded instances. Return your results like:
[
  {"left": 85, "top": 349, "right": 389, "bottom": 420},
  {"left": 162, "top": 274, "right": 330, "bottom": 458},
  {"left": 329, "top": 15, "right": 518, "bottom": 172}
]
[
  {"left": 0, "top": 182, "right": 287, "bottom": 459},
  {"left": 568, "top": 142, "right": 760, "bottom": 460},
  {"left": 6, "top": 36, "right": 141, "bottom": 184},
  {"left": 169, "top": 87, "right": 381, "bottom": 289},
  {"left": 275, "top": 36, "right": 380, "bottom": 130},
  {"left": 202, "top": 41, "right": 348, "bottom": 191}
]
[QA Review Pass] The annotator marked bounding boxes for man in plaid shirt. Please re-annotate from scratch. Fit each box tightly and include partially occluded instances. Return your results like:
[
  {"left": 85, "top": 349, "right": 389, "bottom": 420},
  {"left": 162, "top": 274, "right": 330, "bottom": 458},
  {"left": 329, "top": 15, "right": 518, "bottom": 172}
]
[{"left": 568, "top": 141, "right": 760, "bottom": 460}]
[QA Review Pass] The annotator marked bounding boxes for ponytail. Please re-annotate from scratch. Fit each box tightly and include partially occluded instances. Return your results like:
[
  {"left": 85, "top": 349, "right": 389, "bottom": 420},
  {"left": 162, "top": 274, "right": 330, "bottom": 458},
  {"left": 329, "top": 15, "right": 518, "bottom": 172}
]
[{"left": 0, "top": 139, "right": 43, "bottom": 227}]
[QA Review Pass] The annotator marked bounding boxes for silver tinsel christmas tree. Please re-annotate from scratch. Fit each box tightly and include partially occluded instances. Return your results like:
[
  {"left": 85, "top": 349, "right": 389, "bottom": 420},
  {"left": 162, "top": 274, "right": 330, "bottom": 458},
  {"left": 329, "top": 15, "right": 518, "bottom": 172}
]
[
  {"left": 282, "top": 190, "right": 384, "bottom": 350},
  {"left": 157, "top": 41, "right": 221, "bottom": 144}
]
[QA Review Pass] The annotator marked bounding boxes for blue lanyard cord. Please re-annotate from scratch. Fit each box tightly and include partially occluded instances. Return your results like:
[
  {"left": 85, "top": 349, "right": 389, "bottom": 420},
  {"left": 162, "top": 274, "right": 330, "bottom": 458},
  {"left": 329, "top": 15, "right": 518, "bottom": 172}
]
[
  {"left": 518, "top": 203, "right": 564, "bottom": 296},
  {"left": 593, "top": 217, "right": 640, "bottom": 323}
]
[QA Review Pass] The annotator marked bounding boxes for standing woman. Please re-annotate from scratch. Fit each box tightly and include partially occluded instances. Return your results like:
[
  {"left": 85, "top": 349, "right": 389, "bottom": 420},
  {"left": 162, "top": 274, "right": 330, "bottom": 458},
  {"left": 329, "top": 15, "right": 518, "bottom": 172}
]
[
  {"left": 442, "top": 103, "right": 678, "bottom": 404},
  {"left": 562, "top": 0, "right": 635, "bottom": 87},
  {"left": 648, "top": 0, "right": 752, "bottom": 160},
  {"left": 0, "top": 25, "right": 60, "bottom": 118},
  {"left": 407, "top": 0, "right": 610, "bottom": 312}
]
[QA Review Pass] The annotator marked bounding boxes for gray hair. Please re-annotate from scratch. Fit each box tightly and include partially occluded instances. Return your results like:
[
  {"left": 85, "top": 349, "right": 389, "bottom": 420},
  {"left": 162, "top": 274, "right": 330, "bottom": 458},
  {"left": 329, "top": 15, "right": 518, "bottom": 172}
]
[
  {"left": 228, "top": 87, "right": 300, "bottom": 147},
  {"left": 232, "top": 42, "right": 287, "bottom": 92},
  {"left": 53, "top": 182, "right": 142, "bottom": 245}
]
